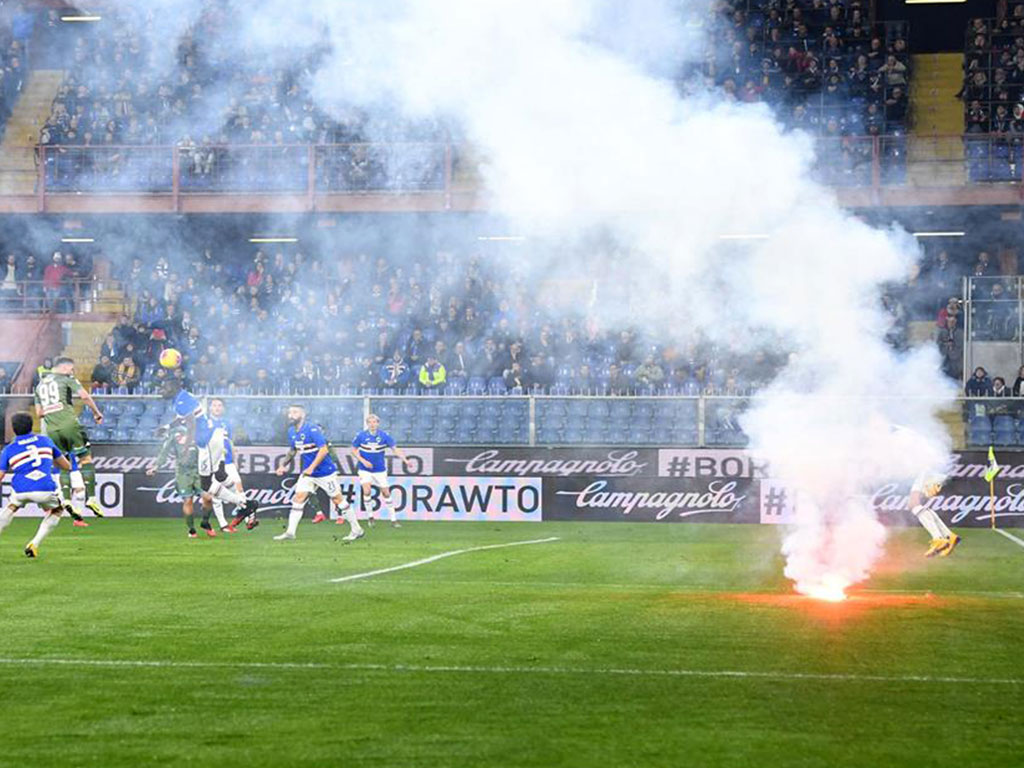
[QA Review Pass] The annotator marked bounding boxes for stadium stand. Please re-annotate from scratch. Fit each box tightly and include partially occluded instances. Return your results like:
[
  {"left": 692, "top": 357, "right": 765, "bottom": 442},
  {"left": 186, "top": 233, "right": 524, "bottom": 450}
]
[
  {"left": 29, "top": 1, "right": 916, "bottom": 192},
  {"left": 103, "top": 243, "right": 774, "bottom": 400},
  {"left": 702, "top": 0, "right": 912, "bottom": 185},
  {"left": 961, "top": 8, "right": 1024, "bottom": 181},
  {"left": 35, "top": 3, "right": 445, "bottom": 193}
]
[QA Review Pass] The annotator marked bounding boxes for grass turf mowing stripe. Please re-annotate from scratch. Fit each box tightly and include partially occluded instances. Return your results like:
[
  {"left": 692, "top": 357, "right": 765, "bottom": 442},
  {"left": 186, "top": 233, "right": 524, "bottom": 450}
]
[
  {"left": 0, "top": 657, "right": 1019, "bottom": 686},
  {"left": 995, "top": 528, "right": 1024, "bottom": 549},
  {"left": 328, "top": 536, "right": 561, "bottom": 583}
]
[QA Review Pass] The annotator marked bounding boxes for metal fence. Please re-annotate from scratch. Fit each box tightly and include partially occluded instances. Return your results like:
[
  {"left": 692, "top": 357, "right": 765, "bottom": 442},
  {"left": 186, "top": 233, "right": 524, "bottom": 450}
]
[
  {"left": 965, "top": 276, "right": 1024, "bottom": 382},
  {"left": 0, "top": 277, "right": 119, "bottom": 314},
  {"left": 0, "top": 393, "right": 987, "bottom": 450},
  {"left": 25, "top": 135, "right": 1024, "bottom": 205}
]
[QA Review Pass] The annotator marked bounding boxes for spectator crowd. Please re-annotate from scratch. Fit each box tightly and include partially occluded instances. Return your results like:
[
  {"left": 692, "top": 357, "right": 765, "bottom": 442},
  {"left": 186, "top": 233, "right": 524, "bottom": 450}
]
[
  {"left": 0, "top": 249, "right": 94, "bottom": 313},
  {"left": 90, "top": 242, "right": 782, "bottom": 398},
  {"left": 960, "top": 7, "right": 1024, "bottom": 181},
  {"left": 37, "top": 1, "right": 445, "bottom": 192},
  {"left": 701, "top": 0, "right": 911, "bottom": 184}
]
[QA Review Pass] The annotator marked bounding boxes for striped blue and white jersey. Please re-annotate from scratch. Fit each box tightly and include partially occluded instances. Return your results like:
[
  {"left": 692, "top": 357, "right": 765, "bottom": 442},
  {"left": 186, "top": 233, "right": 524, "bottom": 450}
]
[
  {"left": 0, "top": 434, "right": 62, "bottom": 493},
  {"left": 288, "top": 422, "right": 337, "bottom": 478},
  {"left": 173, "top": 390, "right": 204, "bottom": 420},
  {"left": 352, "top": 429, "right": 395, "bottom": 473}
]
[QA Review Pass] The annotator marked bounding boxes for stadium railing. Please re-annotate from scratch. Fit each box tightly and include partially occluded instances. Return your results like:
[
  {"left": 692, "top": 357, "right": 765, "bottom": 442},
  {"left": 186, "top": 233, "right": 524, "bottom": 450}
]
[
  {"left": 0, "top": 393, "right": 997, "bottom": 450},
  {"left": 26, "top": 135, "right": 1018, "bottom": 204},
  {"left": 0, "top": 277, "right": 121, "bottom": 314},
  {"left": 964, "top": 275, "right": 1024, "bottom": 389}
]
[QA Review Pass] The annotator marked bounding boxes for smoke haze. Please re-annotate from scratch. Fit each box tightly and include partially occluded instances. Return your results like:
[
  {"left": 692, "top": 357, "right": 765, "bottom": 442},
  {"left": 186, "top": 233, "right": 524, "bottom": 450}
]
[{"left": 55, "top": 0, "right": 957, "bottom": 595}]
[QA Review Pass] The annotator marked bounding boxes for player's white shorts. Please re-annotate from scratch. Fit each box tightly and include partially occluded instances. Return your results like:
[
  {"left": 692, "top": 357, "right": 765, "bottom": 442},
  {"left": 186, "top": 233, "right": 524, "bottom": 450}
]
[
  {"left": 357, "top": 470, "right": 390, "bottom": 489},
  {"left": 911, "top": 472, "right": 946, "bottom": 498},
  {"left": 9, "top": 490, "right": 61, "bottom": 510},
  {"left": 198, "top": 436, "right": 227, "bottom": 476},
  {"left": 296, "top": 472, "right": 341, "bottom": 497},
  {"left": 224, "top": 463, "right": 242, "bottom": 487}
]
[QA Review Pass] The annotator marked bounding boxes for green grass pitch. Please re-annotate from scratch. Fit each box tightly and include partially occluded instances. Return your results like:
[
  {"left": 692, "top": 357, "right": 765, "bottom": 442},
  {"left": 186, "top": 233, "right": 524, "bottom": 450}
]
[{"left": 0, "top": 518, "right": 1021, "bottom": 767}]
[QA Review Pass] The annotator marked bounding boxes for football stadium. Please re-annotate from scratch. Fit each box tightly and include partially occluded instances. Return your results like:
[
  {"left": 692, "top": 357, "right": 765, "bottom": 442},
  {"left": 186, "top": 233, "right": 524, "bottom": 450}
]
[{"left": 0, "top": 1, "right": 1022, "bottom": 766}]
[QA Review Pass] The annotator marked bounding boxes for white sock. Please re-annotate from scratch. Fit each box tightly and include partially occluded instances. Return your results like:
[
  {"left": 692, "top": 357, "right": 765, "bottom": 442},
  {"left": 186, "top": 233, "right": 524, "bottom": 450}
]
[
  {"left": 212, "top": 499, "right": 229, "bottom": 529},
  {"left": 913, "top": 505, "right": 946, "bottom": 539},
  {"left": 213, "top": 484, "right": 246, "bottom": 507},
  {"left": 287, "top": 504, "right": 304, "bottom": 536},
  {"left": 0, "top": 506, "right": 16, "bottom": 534},
  {"left": 384, "top": 496, "right": 397, "bottom": 523},
  {"left": 30, "top": 514, "right": 60, "bottom": 547},
  {"left": 340, "top": 500, "right": 363, "bottom": 534},
  {"left": 923, "top": 508, "right": 952, "bottom": 539}
]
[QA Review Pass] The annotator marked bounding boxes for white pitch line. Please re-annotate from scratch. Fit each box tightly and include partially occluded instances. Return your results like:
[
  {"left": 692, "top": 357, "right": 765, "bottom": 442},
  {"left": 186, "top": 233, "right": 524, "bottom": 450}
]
[
  {"left": 995, "top": 528, "right": 1024, "bottom": 550},
  {"left": 343, "top": 579, "right": 1024, "bottom": 599},
  {"left": 329, "top": 536, "right": 561, "bottom": 583},
  {"left": 0, "top": 657, "right": 1017, "bottom": 686}
]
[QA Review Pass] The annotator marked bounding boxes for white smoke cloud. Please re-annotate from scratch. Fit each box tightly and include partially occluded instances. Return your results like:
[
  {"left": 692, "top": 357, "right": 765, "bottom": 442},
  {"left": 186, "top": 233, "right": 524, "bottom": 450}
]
[
  {"left": 298, "top": 0, "right": 957, "bottom": 597},
  {"left": 81, "top": 0, "right": 955, "bottom": 596}
]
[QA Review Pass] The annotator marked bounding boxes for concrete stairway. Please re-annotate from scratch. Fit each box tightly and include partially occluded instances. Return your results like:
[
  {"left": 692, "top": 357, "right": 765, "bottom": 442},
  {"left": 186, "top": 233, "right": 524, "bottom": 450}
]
[
  {"left": 0, "top": 69, "right": 63, "bottom": 195},
  {"left": 906, "top": 53, "right": 966, "bottom": 187}
]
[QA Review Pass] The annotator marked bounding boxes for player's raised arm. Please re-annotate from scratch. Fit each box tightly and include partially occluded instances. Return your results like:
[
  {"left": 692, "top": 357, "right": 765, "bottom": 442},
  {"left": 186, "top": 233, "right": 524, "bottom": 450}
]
[
  {"left": 148, "top": 431, "right": 175, "bottom": 476},
  {"left": 76, "top": 383, "right": 103, "bottom": 424}
]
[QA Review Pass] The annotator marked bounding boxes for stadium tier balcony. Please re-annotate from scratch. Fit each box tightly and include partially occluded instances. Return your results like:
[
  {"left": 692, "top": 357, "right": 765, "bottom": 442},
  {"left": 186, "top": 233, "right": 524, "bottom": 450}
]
[{"left": 38, "top": 143, "right": 448, "bottom": 194}]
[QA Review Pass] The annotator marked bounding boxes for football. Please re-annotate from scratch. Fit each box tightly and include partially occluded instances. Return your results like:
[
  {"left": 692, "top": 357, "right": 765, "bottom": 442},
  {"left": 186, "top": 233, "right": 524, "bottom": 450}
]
[{"left": 159, "top": 348, "right": 182, "bottom": 369}]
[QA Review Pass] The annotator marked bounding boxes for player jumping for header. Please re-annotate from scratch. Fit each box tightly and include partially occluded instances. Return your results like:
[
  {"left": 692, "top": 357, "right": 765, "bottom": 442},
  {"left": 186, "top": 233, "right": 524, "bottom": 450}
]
[
  {"left": 0, "top": 412, "right": 76, "bottom": 557},
  {"left": 274, "top": 404, "right": 363, "bottom": 541},
  {"left": 351, "top": 413, "right": 410, "bottom": 528},
  {"left": 207, "top": 397, "right": 258, "bottom": 532},
  {"left": 162, "top": 380, "right": 259, "bottom": 534},
  {"left": 33, "top": 357, "right": 104, "bottom": 521}
]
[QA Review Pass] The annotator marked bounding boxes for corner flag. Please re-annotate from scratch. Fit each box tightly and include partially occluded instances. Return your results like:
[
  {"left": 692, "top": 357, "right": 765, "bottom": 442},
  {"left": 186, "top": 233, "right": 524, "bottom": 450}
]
[
  {"left": 986, "top": 446, "right": 1000, "bottom": 530},
  {"left": 984, "top": 446, "right": 1000, "bottom": 483}
]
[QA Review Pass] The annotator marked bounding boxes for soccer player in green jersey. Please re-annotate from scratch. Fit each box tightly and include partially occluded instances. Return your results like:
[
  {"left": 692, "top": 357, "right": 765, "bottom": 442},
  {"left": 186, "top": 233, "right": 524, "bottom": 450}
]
[
  {"left": 147, "top": 423, "right": 207, "bottom": 538},
  {"left": 33, "top": 357, "right": 105, "bottom": 519}
]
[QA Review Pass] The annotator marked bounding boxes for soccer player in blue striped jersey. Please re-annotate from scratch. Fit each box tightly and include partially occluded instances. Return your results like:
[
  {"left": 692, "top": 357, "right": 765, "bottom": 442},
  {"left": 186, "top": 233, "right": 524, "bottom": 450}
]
[
  {"left": 162, "top": 382, "right": 258, "bottom": 535},
  {"left": 351, "top": 413, "right": 410, "bottom": 527},
  {"left": 0, "top": 412, "right": 75, "bottom": 557},
  {"left": 207, "top": 398, "right": 257, "bottom": 533},
  {"left": 274, "top": 404, "right": 362, "bottom": 541}
]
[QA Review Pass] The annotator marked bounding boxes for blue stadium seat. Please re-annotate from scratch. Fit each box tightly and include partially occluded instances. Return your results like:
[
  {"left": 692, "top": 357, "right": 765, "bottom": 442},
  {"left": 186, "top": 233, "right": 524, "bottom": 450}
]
[
  {"left": 993, "top": 428, "right": 1016, "bottom": 447},
  {"left": 443, "top": 379, "right": 465, "bottom": 395},
  {"left": 563, "top": 426, "right": 584, "bottom": 444},
  {"left": 100, "top": 401, "right": 124, "bottom": 417},
  {"left": 993, "top": 415, "right": 1015, "bottom": 432}
]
